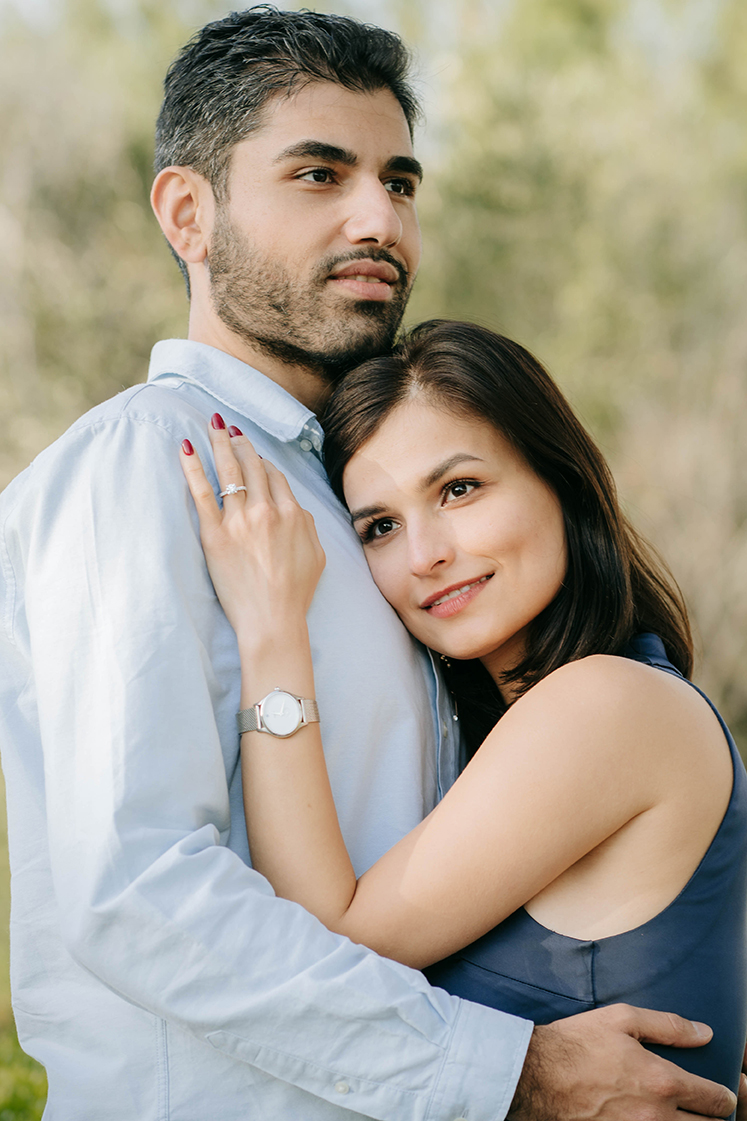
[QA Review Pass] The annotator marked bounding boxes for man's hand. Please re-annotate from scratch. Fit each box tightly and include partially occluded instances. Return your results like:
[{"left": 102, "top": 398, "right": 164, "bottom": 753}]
[
  {"left": 509, "top": 1004, "right": 737, "bottom": 1120},
  {"left": 735, "top": 1040, "right": 747, "bottom": 1120}
]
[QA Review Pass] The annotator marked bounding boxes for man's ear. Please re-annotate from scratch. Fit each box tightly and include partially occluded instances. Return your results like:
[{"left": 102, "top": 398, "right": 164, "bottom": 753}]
[{"left": 150, "top": 166, "right": 216, "bottom": 266}]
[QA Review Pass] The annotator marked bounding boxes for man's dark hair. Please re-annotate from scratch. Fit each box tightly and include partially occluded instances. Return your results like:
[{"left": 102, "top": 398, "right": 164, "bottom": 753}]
[
  {"left": 155, "top": 5, "right": 421, "bottom": 289},
  {"left": 323, "top": 320, "right": 693, "bottom": 756}
]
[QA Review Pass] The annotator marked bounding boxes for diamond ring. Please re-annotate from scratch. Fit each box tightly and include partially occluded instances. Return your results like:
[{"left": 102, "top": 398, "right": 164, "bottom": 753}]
[{"left": 219, "top": 484, "right": 247, "bottom": 498}]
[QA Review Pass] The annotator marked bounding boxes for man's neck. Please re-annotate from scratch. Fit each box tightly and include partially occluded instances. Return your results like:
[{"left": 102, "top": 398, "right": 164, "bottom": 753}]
[{"left": 188, "top": 306, "right": 333, "bottom": 415}]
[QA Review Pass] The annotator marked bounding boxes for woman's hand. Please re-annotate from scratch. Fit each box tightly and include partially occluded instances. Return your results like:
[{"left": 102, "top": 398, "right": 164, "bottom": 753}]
[{"left": 180, "top": 416, "right": 325, "bottom": 648}]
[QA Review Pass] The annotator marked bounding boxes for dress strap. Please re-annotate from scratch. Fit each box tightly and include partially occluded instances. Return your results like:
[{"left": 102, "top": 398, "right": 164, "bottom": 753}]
[{"left": 623, "top": 632, "right": 684, "bottom": 677}]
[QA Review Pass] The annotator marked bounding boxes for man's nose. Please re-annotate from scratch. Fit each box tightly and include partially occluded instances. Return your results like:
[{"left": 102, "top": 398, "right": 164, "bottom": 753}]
[
  {"left": 342, "top": 177, "right": 403, "bottom": 249},
  {"left": 407, "top": 521, "right": 455, "bottom": 577}
]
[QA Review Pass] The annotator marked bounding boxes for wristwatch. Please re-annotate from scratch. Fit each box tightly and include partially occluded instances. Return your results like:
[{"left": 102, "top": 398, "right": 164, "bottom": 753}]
[{"left": 237, "top": 687, "right": 320, "bottom": 738}]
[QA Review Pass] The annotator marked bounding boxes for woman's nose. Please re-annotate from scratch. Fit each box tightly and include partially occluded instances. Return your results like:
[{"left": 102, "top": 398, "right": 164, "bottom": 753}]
[{"left": 407, "top": 523, "right": 455, "bottom": 576}]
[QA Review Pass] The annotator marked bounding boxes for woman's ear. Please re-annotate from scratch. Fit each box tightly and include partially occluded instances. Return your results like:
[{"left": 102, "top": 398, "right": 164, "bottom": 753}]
[{"left": 150, "top": 166, "right": 216, "bottom": 267}]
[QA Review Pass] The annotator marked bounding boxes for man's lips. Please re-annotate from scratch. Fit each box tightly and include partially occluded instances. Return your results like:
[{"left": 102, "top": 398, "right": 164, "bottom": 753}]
[
  {"left": 421, "top": 574, "right": 494, "bottom": 619},
  {"left": 327, "top": 259, "right": 401, "bottom": 301}
]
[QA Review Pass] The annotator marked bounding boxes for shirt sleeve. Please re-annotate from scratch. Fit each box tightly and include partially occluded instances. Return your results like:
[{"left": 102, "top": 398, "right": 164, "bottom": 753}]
[{"left": 13, "top": 408, "right": 532, "bottom": 1121}]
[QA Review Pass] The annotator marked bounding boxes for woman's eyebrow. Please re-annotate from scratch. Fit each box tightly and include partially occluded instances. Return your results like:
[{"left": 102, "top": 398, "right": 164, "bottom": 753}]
[
  {"left": 350, "top": 455, "right": 484, "bottom": 524},
  {"left": 421, "top": 454, "right": 484, "bottom": 489},
  {"left": 350, "top": 503, "right": 387, "bottom": 525}
]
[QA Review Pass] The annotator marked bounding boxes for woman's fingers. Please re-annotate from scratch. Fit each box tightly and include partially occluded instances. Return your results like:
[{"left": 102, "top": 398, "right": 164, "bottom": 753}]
[
  {"left": 209, "top": 414, "right": 271, "bottom": 504},
  {"left": 189, "top": 418, "right": 321, "bottom": 558},
  {"left": 208, "top": 413, "right": 250, "bottom": 501},
  {"left": 180, "top": 421, "right": 325, "bottom": 632},
  {"left": 262, "top": 457, "right": 301, "bottom": 507},
  {"left": 179, "top": 440, "right": 222, "bottom": 532},
  {"left": 262, "top": 460, "right": 325, "bottom": 563}
]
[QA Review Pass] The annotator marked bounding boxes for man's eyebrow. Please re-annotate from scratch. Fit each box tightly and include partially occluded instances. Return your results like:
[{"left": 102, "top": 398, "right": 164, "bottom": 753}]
[
  {"left": 350, "top": 503, "right": 387, "bottom": 525},
  {"left": 384, "top": 155, "right": 423, "bottom": 183},
  {"left": 273, "top": 140, "right": 357, "bottom": 166},
  {"left": 422, "top": 454, "right": 484, "bottom": 489},
  {"left": 273, "top": 142, "right": 423, "bottom": 183}
]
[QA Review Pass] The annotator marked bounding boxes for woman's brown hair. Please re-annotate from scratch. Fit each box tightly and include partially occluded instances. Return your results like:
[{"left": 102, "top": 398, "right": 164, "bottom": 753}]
[{"left": 322, "top": 320, "right": 692, "bottom": 754}]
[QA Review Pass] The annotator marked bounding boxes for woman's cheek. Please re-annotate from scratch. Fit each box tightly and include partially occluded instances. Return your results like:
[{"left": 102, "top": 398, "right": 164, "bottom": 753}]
[{"left": 370, "top": 553, "right": 408, "bottom": 617}]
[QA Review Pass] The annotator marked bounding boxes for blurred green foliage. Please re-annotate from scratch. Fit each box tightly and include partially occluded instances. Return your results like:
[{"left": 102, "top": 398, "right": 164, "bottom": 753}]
[
  {"left": 404, "top": 0, "right": 747, "bottom": 729},
  {"left": 0, "top": 0, "right": 746, "bottom": 1105},
  {"left": 0, "top": 1031, "right": 46, "bottom": 1121},
  {"left": 0, "top": 771, "right": 46, "bottom": 1118}
]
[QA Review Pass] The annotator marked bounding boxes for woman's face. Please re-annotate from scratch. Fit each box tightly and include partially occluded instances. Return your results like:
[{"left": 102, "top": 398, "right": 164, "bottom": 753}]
[{"left": 342, "top": 395, "right": 567, "bottom": 686}]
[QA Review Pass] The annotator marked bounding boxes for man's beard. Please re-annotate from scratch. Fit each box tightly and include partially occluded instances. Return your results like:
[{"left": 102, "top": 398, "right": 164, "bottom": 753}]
[{"left": 207, "top": 208, "right": 412, "bottom": 384}]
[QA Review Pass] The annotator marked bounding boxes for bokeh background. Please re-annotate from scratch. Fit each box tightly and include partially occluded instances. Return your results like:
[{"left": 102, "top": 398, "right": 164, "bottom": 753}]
[{"left": 1, "top": 0, "right": 745, "bottom": 1113}]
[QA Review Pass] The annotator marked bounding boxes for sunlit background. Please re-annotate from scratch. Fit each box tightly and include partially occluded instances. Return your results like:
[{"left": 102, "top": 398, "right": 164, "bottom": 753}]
[{"left": 1, "top": 0, "right": 745, "bottom": 1113}]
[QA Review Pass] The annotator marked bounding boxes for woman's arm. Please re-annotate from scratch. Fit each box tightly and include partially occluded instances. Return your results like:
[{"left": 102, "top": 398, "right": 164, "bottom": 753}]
[
  {"left": 181, "top": 425, "right": 360, "bottom": 923},
  {"left": 181, "top": 425, "right": 727, "bottom": 968}
]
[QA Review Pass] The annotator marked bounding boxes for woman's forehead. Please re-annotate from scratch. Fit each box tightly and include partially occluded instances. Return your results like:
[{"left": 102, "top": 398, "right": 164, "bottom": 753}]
[{"left": 341, "top": 398, "right": 519, "bottom": 496}]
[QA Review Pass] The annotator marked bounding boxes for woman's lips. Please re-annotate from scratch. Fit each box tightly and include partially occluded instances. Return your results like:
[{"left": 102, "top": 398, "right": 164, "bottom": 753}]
[{"left": 423, "top": 574, "right": 493, "bottom": 619}]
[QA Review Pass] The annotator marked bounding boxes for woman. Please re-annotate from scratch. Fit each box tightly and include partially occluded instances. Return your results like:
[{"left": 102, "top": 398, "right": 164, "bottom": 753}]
[{"left": 180, "top": 320, "right": 747, "bottom": 1095}]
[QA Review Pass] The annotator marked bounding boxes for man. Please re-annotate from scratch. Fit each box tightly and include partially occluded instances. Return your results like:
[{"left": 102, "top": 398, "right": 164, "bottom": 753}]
[{"left": 0, "top": 7, "right": 739, "bottom": 1119}]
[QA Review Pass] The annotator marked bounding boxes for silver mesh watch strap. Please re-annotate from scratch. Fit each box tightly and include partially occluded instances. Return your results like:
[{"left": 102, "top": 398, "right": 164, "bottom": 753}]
[
  {"left": 299, "top": 697, "right": 320, "bottom": 724},
  {"left": 236, "top": 706, "right": 261, "bottom": 735},
  {"left": 236, "top": 694, "right": 319, "bottom": 736}
]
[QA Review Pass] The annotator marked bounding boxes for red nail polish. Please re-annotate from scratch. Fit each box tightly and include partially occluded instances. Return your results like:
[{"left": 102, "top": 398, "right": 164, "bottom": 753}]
[
  {"left": 228, "top": 425, "right": 243, "bottom": 437},
  {"left": 211, "top": 413, "right": 225, "bottom": 430},
  {"left": 181, "top": 439, "right": 194, "bottom": 456}
]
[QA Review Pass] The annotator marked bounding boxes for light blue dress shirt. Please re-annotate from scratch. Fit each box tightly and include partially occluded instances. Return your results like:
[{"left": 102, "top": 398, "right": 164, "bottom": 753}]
[{"left": 0, "top": 340, "right": 531, "bottom": 1121}]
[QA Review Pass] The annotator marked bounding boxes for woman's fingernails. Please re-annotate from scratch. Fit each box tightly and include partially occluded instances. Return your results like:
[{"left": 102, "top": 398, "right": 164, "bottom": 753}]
[
  {"left": 228, "top": 425, "right": 243, "bottom": 437},
  {"left": 181, "top": 439, "right": 194, "bottom": 456},
  {"left": 211, "top": 413, "right": 226, "bottom": 430}
]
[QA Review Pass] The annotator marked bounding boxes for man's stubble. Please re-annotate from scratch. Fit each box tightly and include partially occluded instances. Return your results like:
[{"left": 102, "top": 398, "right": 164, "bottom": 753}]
[{"left": 207, "top": 206, "right": 412, "bottom": 384}]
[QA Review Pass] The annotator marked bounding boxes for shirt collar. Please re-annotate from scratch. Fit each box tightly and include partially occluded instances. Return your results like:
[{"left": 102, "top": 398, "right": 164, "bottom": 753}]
[{"left": 147, "top": 339, "right": 319, "bottom": 445}]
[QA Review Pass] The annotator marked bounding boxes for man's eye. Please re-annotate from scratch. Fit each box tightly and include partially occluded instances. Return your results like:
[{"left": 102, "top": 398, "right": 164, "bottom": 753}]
[
  {"left": 385, "top": 178, "right": 416, "bottom": 197},
  {"left": 443, "top": 480, "right": 478, "bottom": 503},
  {"left": 298, "top": 168, "right": 335, "bottom": 184}
]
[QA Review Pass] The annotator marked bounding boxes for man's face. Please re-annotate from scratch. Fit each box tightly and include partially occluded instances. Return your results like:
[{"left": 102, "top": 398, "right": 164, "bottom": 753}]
[{"left": 207, "top": 81, "right": 423, "bottom": 381}]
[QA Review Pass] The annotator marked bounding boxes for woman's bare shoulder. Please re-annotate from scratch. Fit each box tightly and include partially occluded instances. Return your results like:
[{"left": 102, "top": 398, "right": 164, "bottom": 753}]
[
  {"left": 496, "top": 652, "right": 727, "bottom": 776},
  {"left": 516, "top": 651, "right": 703, "bottom": 715}
]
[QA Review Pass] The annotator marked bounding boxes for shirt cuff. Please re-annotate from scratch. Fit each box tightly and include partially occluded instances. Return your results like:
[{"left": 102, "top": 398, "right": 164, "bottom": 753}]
[{"left": 427, "top": 999, "right": 533, "bottom": 1121}]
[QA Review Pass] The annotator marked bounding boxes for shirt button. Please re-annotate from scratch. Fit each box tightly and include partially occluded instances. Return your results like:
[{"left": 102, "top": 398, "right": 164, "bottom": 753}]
[
  {"left": 299, "top": 438, "right": 313, "bottom": 452},
  {"left": 334, "top": 1081, "right": 350, "bottom": 1095}
]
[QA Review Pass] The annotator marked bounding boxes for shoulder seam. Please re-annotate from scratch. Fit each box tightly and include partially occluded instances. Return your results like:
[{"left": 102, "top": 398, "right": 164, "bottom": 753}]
[{"left": 68, "top": 406, "right": 189, "bottom": 443}]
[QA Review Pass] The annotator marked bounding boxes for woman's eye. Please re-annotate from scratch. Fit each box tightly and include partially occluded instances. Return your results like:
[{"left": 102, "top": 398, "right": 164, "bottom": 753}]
[
  {"left": 443, "top": 480, "right": 478, "bottom": 503},
  {"left": 362, "top": 517, "right": 399, "bottom": 542}
]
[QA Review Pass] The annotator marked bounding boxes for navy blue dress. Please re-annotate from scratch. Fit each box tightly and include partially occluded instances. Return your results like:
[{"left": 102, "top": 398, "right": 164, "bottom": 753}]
[{"left": 424, "top": 635, "right": 747, "bottom": 1101}]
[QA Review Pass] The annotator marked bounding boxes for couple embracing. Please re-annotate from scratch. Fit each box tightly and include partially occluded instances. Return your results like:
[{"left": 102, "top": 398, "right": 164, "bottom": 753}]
[{"left": 0, "top": 7, "right": 745, "bottom": 1120}]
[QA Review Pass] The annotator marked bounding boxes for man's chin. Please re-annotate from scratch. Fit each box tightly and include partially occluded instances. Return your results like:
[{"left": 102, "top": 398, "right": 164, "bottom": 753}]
[
  {"left": 316, "top": 326, "right": 400, "bottom": 382},
  {"left": 250, "top": 315, "right": 402, "bottom": 384}
]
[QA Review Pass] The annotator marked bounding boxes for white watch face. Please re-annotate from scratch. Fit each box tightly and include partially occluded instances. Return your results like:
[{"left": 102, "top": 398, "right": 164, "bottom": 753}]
[{"left": 261, "top": 691, "right": 302, "bottom": 737}]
